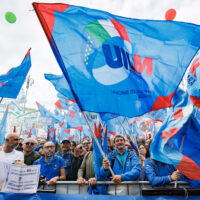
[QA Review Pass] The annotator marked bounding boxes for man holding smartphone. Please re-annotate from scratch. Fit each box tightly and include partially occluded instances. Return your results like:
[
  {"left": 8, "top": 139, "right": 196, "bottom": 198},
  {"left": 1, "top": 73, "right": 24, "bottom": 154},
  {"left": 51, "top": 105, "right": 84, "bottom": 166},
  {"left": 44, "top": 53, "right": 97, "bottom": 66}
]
[{"left": 34, "top": 141, "right": 66, "bottom": 186}]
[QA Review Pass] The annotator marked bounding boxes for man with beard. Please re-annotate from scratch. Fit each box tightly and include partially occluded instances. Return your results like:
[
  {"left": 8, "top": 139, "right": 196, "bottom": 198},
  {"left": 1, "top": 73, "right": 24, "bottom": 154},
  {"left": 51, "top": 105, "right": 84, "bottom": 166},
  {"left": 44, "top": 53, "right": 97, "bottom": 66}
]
[
  {"left": 0, "top": 133, "right": 24, "bottom": 164},
  {"left": 22, "top": 138, "right": 40, "bottom": 165},
  {"left": 56, "top": 139, "right": 73, "bottom": 180},
  {"left": 100, "top": 135, "right": 141, "bottom": 184}
]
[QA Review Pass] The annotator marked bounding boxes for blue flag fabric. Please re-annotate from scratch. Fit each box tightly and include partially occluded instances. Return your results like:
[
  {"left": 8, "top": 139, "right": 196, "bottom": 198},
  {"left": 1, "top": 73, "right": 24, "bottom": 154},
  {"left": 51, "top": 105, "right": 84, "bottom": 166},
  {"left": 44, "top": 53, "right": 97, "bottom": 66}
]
[
  {"left": 44, "top": 74, "right": 75, "bottom": 101},
  {"left": 0, "top": 49, "right": 31, "bottom": 99},
  {"left": 142, "top": 109, "right": 168, "bottom": 123},
  {"left": 187, "top": 49, "right": 200, "bottom": 108},
  {"left": 52, "top": 128, "right": 56, "bottom": 145},
  {"left": 66, "top": 103, "right": 86, "bottom": 128},
  {"left": 57, "top": 93, "right": 71, "bottom": 110},
  {"left": 31, "top": 126, "right": 37, "bottom": 137},
  {"left": 34, "top": 3, "right": 200, "bottom": 117},
  {"left": 36, "top": 102, "right": 63, "bottom": 124},
  {"left": 150, "top": 92, "right": 200, "bottom": 182},
  {"left": 59, "top": 121, "right": 71, "bottom": 140},
  {"left": 99, "top": 113, "right": 118, "bottom": 121},
  {"left": 141, "top": 88, "right": 186, "bottom": 123},
  {"left": 93, "top": 123, "right": 102, "bottom": 180},
  {"left": 82, "top": 125, "right": 92, "bottom": 139},
  {"left": 195, "top": 107, "right": 200, "bottom": 124},
  {"left": 92, "top": 123, "right": 108, "bottom": 194},
  {"left": 0, "top": 105, "right": 9, "bottom": 145}
]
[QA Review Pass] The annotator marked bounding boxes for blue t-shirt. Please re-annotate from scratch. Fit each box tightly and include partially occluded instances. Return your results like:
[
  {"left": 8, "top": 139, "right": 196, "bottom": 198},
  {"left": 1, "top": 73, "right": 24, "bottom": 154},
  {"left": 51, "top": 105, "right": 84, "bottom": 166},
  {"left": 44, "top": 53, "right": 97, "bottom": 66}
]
[
  {"left": 34, "top": 145, "right": 43, "bottom": 152},
  {"left": 34, "top": 155, "right": 66, "bottom": 181}
]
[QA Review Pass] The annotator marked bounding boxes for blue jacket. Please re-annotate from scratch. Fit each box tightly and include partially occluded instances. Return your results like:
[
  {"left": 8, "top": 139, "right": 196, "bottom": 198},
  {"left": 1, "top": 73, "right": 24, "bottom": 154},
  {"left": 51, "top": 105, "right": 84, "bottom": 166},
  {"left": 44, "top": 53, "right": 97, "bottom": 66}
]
[
  {"left": 144, "top": 158, "right": 176, "bottom": 186},
  {"left": 100, "top": 149, "right": 141, "bottom": 181},
  {"left": 56, "top": 151, "right": 73, "bottom": 180}
]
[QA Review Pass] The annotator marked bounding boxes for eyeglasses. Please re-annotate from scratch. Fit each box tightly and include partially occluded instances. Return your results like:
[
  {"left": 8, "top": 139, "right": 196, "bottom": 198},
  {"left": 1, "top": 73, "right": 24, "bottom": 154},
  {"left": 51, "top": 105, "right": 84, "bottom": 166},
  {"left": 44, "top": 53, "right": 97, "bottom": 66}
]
[
  {"left": 25, "top": 142, "right": 35, "bottom": 146},
  {"left": 82, "top": 142, "right": 89, "bottom": 146},
  {"left": 44, "top": 146, "right": 55, "bottom": 149}
]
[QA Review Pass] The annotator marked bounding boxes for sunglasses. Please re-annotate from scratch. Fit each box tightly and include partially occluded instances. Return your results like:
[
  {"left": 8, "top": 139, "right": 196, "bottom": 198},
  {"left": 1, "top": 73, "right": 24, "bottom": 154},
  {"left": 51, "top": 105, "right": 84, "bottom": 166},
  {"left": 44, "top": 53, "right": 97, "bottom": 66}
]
[
  {"left": 25, "top": 142, "right": 35, "bottom": 146},
  {"left": 82, "top": 142, "right": 89, "bottom": 146}
]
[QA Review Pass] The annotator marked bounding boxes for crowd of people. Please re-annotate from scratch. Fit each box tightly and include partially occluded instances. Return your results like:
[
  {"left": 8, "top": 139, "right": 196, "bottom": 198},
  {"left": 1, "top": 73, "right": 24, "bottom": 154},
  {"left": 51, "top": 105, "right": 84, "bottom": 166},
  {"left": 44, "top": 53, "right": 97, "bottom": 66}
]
[{"left": 0, "top": 132, "right": 186, "bottom": 192}]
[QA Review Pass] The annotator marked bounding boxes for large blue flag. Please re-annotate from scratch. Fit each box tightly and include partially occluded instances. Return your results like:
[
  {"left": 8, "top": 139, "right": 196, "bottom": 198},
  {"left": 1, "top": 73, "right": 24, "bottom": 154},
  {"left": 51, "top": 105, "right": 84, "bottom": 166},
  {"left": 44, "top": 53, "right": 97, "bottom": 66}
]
[
  {"left": 33, "top": 3, "right": 200, "bottom": 117},
  {"left": 0, "top": 105, "right": 9, "bottom": 145},
  {"left": 0, "top": 49, "right": 31, "bottom": 99},
  {"left": 150, "top": 92, "right": 200, "bottom": 182}
]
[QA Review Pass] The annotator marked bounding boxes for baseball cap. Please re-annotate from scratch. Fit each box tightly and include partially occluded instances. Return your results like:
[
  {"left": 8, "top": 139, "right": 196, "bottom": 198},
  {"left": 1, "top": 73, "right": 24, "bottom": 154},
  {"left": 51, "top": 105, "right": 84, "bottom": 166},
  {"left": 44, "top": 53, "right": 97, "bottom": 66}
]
[{"left": 61, "top": 139, "right": 71, "bottom": 143}]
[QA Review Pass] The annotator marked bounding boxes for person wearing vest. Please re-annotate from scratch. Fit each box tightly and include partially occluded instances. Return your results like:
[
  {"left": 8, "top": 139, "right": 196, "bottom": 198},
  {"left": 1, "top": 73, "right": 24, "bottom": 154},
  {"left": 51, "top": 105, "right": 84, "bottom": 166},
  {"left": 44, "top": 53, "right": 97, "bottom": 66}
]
[{"left": 100, "top": 135, "right": 141, "bottom": 184}]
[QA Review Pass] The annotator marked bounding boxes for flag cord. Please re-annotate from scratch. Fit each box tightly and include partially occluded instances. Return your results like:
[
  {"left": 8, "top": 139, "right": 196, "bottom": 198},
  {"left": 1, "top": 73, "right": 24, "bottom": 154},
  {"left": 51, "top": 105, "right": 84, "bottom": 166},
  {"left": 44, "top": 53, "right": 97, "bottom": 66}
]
[{"left": 81, "top": 111, "right": 115, "bottom": 177}]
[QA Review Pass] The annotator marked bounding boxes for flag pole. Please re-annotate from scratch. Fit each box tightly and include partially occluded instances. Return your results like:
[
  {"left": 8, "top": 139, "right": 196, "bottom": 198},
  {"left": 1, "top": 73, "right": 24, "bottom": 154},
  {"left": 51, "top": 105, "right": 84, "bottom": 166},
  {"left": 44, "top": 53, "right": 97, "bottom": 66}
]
[
  {"left": 174, "top": 135, "right": 185, "bottom": 188},
  {"left": 125, "top": 117, "right": 139, "bottom": 151},
  {"left": 116, "top": 117, "right": 127, "bottom": 135},
  {"left": 195, "top": 108, "right": 198, "bottom": 118},
  {"left": 0, "top": 97, "right": 3, "bottom": 104},
  {"left": 79, "top": 129, "right": 82, "bottom": 143},
  {"left": 82, "top": 111, "right": 115, "bottom": 176}
]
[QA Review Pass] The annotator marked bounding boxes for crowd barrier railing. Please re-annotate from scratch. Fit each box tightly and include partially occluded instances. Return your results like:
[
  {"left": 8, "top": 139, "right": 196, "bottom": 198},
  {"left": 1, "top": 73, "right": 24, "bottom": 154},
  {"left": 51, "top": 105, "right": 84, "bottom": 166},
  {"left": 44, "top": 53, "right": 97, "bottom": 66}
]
[{"left": 36, "top": 181, "right": 200, "bottom": 196}]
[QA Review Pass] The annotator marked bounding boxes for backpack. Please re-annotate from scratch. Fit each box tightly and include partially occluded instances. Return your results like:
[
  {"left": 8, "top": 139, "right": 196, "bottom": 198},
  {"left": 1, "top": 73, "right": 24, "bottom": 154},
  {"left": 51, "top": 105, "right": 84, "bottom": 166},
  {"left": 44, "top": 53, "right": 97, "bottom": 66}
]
[{"left": 111, "top": 150, "right": 132, "bottom": 168}]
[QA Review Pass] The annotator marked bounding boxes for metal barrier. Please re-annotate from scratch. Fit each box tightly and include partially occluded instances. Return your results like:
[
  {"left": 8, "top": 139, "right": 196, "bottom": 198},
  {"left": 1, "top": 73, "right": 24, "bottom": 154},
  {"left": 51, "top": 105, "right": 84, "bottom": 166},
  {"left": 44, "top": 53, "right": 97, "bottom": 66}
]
[{"left": 55, "top": 181, "right": 192, "bottom": 195}]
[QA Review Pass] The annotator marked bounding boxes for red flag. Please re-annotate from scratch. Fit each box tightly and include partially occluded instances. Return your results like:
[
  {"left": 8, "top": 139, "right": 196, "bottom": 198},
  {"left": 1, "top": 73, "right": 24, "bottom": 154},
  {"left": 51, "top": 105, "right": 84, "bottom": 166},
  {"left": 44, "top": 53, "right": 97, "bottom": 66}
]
[
  {"left": 73, "top": 126, "right": 83, "bottom": 132},
  {"left": 94, "top": 122, "right": 102, "bottom": 139},
  {"left": 68, "top": 135, "right": 74, "bottom": 141},
  {"left": 55, "top": 100, "right": 64, "bottom": 110},
  {"left": 27, "top": 129, "right": 31, "bottom": 138},
  {"left": 13, "top": 126, "right": 16, "bottom": 133},
  {"left": 47, "top": 128, "right": 50, "bottom": 141}
]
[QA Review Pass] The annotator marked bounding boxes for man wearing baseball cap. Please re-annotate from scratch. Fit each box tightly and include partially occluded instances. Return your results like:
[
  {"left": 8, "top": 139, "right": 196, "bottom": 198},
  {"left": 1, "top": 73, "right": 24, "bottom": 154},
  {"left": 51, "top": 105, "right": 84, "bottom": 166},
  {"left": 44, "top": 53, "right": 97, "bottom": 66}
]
[{"left": 56, "top": 139, "right": 73, "bottom": 180}]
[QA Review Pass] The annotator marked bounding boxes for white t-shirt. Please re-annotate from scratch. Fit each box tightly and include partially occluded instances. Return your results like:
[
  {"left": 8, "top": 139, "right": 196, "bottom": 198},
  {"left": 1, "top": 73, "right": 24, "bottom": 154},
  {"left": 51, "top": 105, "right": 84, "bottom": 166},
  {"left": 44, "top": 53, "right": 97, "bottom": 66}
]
[{"left": 0, "top": 149, "right": 24, "bottom": 164}]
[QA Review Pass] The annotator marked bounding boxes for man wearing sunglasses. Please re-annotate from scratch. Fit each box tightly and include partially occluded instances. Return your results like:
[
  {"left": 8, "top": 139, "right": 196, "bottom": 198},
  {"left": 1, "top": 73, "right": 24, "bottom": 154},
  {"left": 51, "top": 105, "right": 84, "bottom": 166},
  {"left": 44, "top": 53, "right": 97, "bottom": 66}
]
[
  {"left": 82, "top": 139, "right": 90, "bottom": 152},
  {"left": 22, "top": 138, "right": 40, "bottom": 165},
  {"left": 71, "top": 144, "right": 87, "bottom": 180}
]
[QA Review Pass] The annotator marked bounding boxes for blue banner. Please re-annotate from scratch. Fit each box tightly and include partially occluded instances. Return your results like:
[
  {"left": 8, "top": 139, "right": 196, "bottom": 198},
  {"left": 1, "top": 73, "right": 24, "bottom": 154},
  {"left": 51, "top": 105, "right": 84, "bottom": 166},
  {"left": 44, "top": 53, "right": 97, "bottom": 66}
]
[{"left": 0, "top": 193, "right": 200, "bottom": 200}]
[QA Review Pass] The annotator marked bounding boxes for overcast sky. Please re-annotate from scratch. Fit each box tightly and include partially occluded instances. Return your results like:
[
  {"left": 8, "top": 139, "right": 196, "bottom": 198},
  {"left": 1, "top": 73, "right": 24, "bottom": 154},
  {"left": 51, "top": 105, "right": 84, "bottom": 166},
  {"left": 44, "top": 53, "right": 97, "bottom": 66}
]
[{"left": 0, "top": 0, "right": 200, "bottom": 112}]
